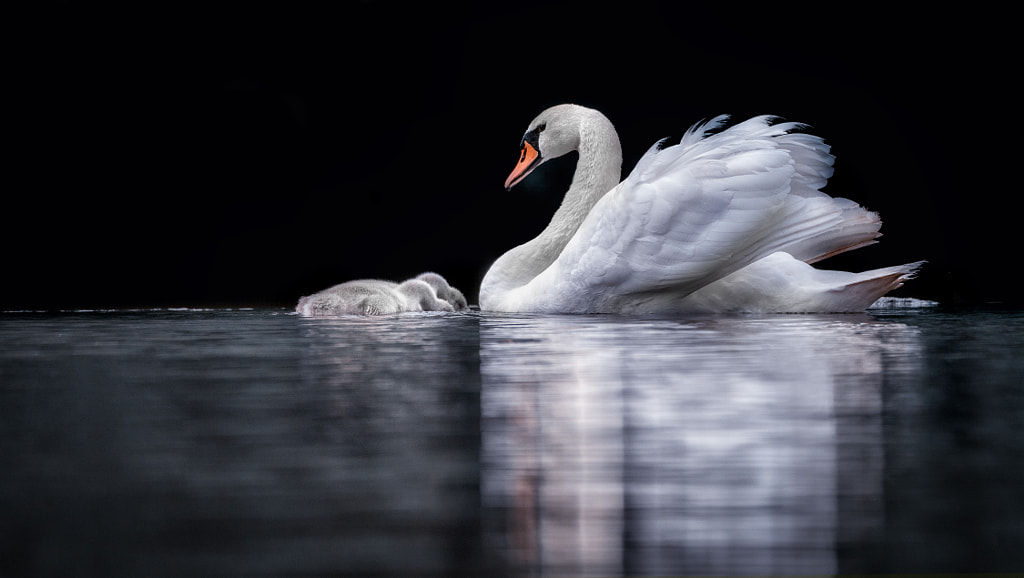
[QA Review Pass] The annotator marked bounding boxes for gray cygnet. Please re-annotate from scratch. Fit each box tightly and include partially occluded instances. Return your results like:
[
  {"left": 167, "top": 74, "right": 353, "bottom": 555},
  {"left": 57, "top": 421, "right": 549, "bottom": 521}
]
[{"left": 296, "top": 272, "right": 468, "bottom": 316}]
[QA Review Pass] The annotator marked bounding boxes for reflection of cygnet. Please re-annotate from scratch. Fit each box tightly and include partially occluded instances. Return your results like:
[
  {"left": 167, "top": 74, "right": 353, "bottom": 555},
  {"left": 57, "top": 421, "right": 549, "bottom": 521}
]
[{"left": 296, "top": 272, "right": 468, "bottom": 316}]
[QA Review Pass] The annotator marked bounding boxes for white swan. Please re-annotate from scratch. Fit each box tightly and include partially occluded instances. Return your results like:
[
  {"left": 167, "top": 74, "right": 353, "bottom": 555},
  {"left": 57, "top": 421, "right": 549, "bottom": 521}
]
[
  {"left": 297, "top": 272, "right": 468, "bottom": 316},
  {"left": 479, "top": 104, "right": 923, "bottom": 314}
]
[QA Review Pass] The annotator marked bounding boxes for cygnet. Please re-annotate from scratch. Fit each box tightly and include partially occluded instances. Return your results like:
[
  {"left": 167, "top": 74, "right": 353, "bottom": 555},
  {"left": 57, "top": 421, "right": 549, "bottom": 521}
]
[{"left": 296, "top": 272, "right": 468, "bottom": 316}]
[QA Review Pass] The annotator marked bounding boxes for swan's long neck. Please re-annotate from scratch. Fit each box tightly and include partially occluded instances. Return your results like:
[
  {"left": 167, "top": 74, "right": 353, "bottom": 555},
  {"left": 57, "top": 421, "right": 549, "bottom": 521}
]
[{"left": 481, "top": 113, "right": 622, "bottom": 308}]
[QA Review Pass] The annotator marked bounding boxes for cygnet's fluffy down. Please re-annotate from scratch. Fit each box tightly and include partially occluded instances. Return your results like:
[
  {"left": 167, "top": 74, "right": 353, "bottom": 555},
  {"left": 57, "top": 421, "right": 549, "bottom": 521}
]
[{"left": 296, "top": 272, "right": 468, "bottom": 316}]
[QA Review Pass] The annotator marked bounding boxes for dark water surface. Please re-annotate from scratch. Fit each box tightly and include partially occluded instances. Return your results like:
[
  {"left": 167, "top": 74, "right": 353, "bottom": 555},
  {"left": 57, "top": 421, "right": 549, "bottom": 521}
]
[{"left": 1, "top": 307, "right": 1022, "bottom": 576}]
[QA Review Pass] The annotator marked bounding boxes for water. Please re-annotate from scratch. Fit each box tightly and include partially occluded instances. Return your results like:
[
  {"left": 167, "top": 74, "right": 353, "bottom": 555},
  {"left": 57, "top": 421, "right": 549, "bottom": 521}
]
[{"left": 1, "top": 307, "right": 1022, "bottom": 576}]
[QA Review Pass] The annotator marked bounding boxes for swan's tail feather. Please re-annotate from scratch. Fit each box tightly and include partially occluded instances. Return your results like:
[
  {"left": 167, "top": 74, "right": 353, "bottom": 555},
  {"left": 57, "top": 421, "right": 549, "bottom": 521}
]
[
  {"left": 826, "top": 260, "right": 926, "bottom": 312},
  {"left": 666, "top": 255, "right": 926, "bottom": 314}
]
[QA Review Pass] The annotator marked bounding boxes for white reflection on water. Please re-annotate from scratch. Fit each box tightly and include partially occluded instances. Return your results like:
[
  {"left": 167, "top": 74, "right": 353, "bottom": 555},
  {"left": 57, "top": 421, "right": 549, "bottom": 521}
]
[{"left": 480, "top": 314, "right": 922, "bottom": 576}]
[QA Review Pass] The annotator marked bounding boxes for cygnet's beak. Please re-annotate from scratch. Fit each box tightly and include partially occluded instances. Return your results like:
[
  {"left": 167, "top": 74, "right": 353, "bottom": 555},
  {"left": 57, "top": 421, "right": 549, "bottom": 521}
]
[{"left": 504, "top": 139, "right": 542, "bottom": 190}]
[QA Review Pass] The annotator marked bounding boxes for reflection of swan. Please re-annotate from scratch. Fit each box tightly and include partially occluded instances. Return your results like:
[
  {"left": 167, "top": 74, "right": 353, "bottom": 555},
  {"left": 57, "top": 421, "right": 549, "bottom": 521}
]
[
  {"left": 296, "top": 272, "right": 467, "bottom": 316},
  {"left": 480, "top": 314, "right": 919, "bottom": 575},
  {"left": 480, "top": 104, "right": 923, "bottom": 313}
]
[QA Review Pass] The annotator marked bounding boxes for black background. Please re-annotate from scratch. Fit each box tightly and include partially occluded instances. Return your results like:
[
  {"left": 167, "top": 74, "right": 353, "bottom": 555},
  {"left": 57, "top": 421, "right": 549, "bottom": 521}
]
[{"left": 7, "top": 2, "right": 1020, "bottom": 309}]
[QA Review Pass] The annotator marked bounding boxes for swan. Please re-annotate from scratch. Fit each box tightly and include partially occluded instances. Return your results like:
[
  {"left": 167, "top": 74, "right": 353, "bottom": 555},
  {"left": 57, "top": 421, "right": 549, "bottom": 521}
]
[
  {"left": 479, "top": 104, "right": 923, "bottom": 313},
  {"left": 297, "top": 272, "right": 468, "bottom": 316}
]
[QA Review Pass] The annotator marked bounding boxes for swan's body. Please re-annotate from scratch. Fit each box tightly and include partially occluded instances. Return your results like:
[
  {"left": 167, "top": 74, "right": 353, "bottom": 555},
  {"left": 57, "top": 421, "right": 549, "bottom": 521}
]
[
  {"left": 297, "top": 272, "right": 467, "bottom": 316},
  {"left": 480, "top": 104, "right": 922, "bottom": 313}
]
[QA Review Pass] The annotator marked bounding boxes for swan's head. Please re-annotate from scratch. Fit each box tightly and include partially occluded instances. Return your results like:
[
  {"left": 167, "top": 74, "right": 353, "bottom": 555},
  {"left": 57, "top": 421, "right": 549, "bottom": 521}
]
[{"left": 504, "top": 104, "right": 589, "bottom": 190}]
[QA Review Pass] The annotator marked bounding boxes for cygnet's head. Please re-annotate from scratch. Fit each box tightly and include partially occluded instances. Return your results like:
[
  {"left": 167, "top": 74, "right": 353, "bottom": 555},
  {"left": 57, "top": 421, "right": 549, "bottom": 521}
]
[
  {"left": 415, "top": 272, "right": 468, "bottom": 311},
  {"left": 397, "top": 279, "right": 454, "bottom": 312}
]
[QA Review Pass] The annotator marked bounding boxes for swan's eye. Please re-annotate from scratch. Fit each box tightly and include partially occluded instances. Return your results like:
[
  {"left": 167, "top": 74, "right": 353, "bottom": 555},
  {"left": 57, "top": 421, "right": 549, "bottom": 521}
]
[{"left": 536, "top": 123, "right": 546, "bottom": 133}]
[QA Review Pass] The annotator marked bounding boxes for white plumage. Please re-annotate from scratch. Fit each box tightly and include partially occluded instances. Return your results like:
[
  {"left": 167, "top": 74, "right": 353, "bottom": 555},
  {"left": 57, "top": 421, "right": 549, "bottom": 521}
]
[{"left": 479, "top": 104, "right": 922, "bottom": 313}]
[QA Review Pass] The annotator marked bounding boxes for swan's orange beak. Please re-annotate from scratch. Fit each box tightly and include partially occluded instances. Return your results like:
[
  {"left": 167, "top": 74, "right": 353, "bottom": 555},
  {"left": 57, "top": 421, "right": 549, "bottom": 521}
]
[{"left": 504, "top": 141, "right": 541, "bottom": 190}]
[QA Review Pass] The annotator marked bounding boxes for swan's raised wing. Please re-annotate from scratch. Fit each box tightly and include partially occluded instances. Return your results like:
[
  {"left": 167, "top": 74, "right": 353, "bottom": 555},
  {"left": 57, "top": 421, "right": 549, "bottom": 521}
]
[{"left": 524, "top": 116, "right": 882, "bottom": 312}]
